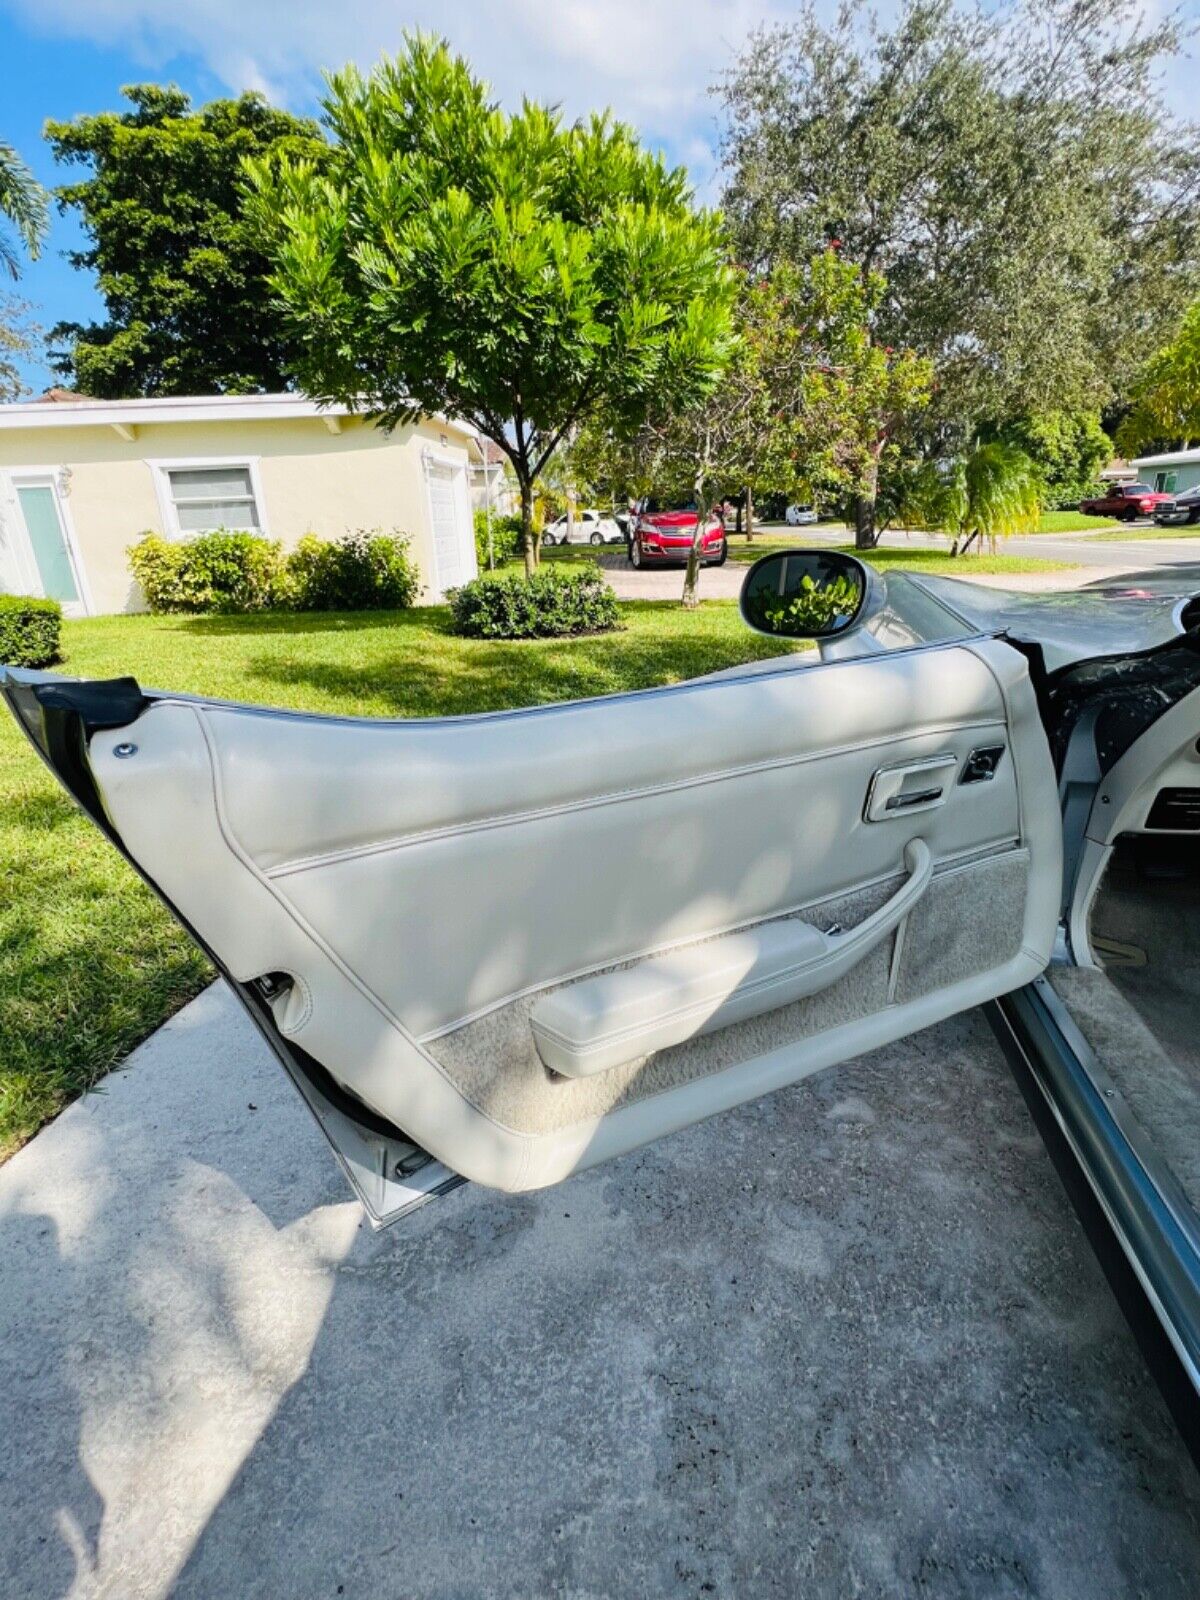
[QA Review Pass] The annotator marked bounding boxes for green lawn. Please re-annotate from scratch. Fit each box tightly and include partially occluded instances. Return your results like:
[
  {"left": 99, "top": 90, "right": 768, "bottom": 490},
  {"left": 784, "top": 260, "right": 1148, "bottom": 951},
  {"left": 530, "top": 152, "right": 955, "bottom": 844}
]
[
  {"left": 1033, "top": 510, "right": 1122, "bottom": 534},
  {"left": 1086, "top": 521, "right": 1200, "bottom": 542},
  {"left": 1, "top": 601, "right": 806, "bottom": 1157},
  {"left": 728, "top": 541, "right": 1074, "bottom": 576}
]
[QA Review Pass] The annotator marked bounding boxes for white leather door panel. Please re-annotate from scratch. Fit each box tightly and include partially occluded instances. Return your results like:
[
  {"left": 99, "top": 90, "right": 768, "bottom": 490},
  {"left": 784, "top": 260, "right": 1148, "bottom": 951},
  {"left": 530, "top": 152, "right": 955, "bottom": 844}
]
[{"left": 89, "top": 637, "right": 1062, "bottom": 1191}]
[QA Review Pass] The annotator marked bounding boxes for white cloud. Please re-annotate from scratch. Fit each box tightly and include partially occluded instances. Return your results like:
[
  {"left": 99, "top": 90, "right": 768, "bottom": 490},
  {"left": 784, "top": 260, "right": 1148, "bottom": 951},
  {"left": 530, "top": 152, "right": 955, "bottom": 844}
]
[{"left": 4, "top": 0, "right": 792, "bottom": 183}]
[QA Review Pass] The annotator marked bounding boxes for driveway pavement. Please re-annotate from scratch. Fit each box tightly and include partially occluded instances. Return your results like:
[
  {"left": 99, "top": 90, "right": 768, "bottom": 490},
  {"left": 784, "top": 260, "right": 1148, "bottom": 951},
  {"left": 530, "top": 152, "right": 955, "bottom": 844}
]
[{"left": 3, "top": 981, "right": 1199, "bottom": 1598}]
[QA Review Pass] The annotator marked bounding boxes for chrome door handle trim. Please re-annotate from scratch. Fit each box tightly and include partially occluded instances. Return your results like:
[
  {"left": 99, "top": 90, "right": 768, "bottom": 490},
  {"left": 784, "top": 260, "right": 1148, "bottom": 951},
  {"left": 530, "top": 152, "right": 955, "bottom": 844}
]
[
  {"left": 885, "top": 786, "right": 944, "bottom": 811},
  {"left": 864, "top": 753, "right": 958, "bottom": 823}
]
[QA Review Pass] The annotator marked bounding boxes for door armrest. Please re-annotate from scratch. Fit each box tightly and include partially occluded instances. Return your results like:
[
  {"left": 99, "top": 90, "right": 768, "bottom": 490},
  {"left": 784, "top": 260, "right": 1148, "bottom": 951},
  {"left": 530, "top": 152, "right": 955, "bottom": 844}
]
[{"left": 531, "top": 839, "right": 933, "bottom": 1078}]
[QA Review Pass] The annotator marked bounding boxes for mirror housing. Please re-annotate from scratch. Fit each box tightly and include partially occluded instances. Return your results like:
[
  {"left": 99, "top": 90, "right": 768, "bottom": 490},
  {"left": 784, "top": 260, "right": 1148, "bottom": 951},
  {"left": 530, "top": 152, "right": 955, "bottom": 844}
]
[{"left": 739, "top": 549, "right": 874, "bottom": 641}]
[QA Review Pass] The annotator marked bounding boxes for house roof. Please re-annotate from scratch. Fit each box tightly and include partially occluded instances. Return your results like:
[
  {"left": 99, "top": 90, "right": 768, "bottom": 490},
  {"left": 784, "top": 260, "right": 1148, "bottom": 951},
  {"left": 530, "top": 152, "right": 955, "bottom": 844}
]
[
  {"left": 1131, "top": 446, "right": 1200, "bottom": 468},
  {"left": 0, "top": 391, "right": 477, "bottom": 440}
]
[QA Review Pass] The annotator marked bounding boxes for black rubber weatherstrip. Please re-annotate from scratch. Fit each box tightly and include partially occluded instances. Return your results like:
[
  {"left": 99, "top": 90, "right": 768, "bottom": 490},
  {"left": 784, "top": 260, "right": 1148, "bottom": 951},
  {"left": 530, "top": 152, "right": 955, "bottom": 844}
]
[{"left": 987, "top": 985, "right": 1200, "bottom": 1470}]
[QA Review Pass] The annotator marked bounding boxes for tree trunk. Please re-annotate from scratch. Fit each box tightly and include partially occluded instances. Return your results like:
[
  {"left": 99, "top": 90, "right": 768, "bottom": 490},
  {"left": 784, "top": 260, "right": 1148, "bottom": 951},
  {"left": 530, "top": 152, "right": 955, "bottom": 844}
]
[
  {"left": 735, "top": 499, "right": 743, "bottom": 539},
  {"left": 745, "top": 484, "right": 755, "bottom": 544},
  {"left": 682, "top": 474, "right": 710, "bottom": 611},
  {"left": 853, "top": 453, "right": 881, "bottom": 550},
  {"left": 519, "top": 475, "right": 537, "bottom": 579}
]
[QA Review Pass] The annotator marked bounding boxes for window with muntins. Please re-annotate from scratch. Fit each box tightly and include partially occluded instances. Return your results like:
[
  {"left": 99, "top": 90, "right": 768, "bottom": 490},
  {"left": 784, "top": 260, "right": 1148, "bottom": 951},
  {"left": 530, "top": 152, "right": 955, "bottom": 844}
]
[{"left": 166, "top": 465, "right": 261, "bottom": 533}]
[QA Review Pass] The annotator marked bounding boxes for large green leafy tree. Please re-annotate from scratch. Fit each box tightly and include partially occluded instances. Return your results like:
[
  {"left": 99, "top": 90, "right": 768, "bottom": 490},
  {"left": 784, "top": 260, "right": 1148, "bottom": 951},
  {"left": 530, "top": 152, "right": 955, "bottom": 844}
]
[
  {"left": 1117, "top": 300, "right": 1200, "bottom": 456},
  {"left": 244, "top": 36, "right": 736, "bottom": 576},
  {"left": 718, "top": 0, "right": 1200, "bottom": 437},
  {"left": 46, "top": 85, "right": 328, "bottom": 397},
  {"left": 580, "top": 252, "right": 931, "bottom": 581},
  {"left": 988, "top": 411, "right": 1111, "bottom": 507}
]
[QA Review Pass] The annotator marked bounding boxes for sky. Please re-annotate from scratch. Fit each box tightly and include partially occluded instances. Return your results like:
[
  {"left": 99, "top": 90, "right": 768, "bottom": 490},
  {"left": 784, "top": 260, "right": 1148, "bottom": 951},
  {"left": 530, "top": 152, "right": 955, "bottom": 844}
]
[{"left": 1, "top": 0, "right": 1197, "bottom": 393}]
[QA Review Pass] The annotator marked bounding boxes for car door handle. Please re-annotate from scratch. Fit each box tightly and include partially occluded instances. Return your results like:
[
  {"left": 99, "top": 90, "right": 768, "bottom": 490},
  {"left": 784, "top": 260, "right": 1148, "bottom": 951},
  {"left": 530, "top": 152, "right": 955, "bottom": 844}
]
[
  {"left": 864, "top": 753, "right": 958, "bottom": 822},
  {"left": 885, "top": 786, "right": 945, "bottom": 811}
]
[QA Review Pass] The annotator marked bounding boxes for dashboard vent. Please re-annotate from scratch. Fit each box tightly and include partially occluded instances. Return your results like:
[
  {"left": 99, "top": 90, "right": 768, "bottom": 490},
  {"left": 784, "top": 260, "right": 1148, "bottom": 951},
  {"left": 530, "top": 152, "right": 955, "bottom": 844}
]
[{"left": 1146, "top": 787, "right": 1200, "bottom": 831}]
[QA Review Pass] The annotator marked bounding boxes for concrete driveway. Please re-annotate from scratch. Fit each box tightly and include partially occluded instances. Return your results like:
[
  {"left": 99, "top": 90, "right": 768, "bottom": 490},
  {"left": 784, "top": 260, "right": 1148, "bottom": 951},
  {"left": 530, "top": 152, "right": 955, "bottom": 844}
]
[{"left": 2, "top": 982, "right": 1199, "bottom": 1598}]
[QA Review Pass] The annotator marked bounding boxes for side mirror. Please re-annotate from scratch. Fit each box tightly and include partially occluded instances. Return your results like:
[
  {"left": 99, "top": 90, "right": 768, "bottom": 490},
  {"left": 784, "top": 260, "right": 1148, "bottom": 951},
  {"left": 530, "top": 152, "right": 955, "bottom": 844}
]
[{"left": 739, "top": 549, "right": 871, "bottom": 640}]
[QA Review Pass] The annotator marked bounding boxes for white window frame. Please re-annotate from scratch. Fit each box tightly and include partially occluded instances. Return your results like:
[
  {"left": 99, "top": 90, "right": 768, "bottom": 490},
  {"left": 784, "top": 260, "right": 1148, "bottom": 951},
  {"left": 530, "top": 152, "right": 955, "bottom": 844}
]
[
  {"left": 2, "top": 465, "right": 95, "bottom": 617},
  {"left": 147, "top": 455, "right": 269, "bottom": 540}
]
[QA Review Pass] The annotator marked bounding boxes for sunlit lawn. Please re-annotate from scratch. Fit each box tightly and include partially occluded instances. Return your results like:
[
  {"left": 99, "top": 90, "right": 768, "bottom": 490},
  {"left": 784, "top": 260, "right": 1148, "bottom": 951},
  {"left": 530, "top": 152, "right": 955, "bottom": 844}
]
[
  {"left": 1087, "top": 521, "right": 1200, "bottom": 541},
  {"left": 1, "top": 599, "right": 806, "bottom": 1156},
  {"left": 727, "top": 541, "right": 1074, "bottom": 576}
]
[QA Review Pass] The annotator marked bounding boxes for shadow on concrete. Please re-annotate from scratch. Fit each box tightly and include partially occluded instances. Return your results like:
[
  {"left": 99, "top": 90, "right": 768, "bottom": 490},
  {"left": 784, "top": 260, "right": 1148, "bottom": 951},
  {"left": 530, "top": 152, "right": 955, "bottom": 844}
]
[
  {"left": 164, "top": 1007, "right": 1200, "bottom": 1599},
  {"left": 3, "top": 983, "right": 1200, "bottom": 1598}
]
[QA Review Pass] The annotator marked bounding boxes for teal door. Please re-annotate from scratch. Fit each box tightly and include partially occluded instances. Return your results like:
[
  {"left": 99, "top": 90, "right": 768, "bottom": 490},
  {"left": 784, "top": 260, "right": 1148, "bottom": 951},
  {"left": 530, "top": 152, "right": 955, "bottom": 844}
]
[{"left": 15, "top": 481, "right": 84, "bottom": 614}]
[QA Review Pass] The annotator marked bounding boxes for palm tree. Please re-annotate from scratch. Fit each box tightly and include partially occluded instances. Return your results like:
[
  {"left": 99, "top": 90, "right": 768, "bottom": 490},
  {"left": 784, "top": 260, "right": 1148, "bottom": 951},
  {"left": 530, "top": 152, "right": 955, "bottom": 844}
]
[
  {"left": 0, "top": 141, "right": 49, "bottom": 279},
  {"left": 899, "top": 442, "right": 1042, "bottom": 555}
]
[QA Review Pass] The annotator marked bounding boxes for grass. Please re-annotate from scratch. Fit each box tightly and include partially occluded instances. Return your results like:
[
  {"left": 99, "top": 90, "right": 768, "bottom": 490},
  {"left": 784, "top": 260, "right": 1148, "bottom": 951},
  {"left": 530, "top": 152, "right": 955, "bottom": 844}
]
[
  {"left": 1, "top": 600, "right": 806, "bottom": 1157},
  {"left": 727, "top": 540, "right": 1074, "bottom": 576},
  {"left": 1033, "top": 510, "right": 1123, "bottom": 534},
  {"left": 1086, "top": 521, "right": 1200, "bottom": 542}
]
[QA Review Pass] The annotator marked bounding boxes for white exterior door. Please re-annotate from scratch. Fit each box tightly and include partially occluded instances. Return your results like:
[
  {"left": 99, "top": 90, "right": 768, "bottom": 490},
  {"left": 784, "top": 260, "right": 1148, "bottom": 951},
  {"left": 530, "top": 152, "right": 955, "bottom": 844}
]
[
  {"left": 423, "top": 454, "right": 476, "bottom": 597},
  {"left": 0, "top": 471, "right": 90, "bottom": 617}
]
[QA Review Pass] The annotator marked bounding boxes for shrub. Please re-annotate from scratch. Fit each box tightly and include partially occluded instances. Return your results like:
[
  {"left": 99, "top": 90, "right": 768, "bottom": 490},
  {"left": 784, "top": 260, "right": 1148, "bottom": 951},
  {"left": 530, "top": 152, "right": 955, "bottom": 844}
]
[
  {"left": 448, "top": 563, "right": 620, "bottom": 639},
  {"left": 128, "top": 527, "right": 420, "bottom": 614},
  {"left": 0, "top": 594, "right": 62, "bottom": 668},
  {"left": 128, "top": 530, "right": 285, "bottom": 613},
  {"left": 286, "top": 529, "right": 419, "bottom": 611},
  {"left": 473, "top": 508, "right": 522, "bottom": 568}
]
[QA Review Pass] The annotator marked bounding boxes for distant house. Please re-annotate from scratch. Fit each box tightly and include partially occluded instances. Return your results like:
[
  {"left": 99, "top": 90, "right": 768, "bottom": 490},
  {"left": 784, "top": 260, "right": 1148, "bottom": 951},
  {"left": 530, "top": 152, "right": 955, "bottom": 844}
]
[
  {"left": 1131, "top": 447, "right": 1200, "bottom": 498},
  {"left": 469, "top": 434, "right": 518, "bottom": 516},
  {"left": 0, "top": 391, "right": 479, "bottom": 616}
]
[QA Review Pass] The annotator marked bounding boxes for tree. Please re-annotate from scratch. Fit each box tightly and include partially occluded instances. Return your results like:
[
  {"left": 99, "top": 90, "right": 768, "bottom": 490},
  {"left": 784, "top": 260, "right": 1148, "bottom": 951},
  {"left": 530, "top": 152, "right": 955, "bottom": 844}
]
[
  {"left": 991, "top": 411, "right": 1111, "bottom": 507},
  {"left": 897, "top": 442, "right": 1042, "bottom": 553},
  {"left": 0, "top": 295, "right": 40, "bottom": 400},
  {"left": 0, "top": 141, "right": 48, "bottom": 279},
  {"left": 718, "top": 0, "right": 1200, "bottom": 437},
  {"left": 45, "top": 85, "right": 328, "bottom": 397},
  {"left": 1116, "top": 300, "right": 1200, "bottom": 457},
  {"left": 244, "top": 36, "right": 736, "bottom": 577},
  {"left": 581, "top": 253, "right": 931, "bottom": 596}
]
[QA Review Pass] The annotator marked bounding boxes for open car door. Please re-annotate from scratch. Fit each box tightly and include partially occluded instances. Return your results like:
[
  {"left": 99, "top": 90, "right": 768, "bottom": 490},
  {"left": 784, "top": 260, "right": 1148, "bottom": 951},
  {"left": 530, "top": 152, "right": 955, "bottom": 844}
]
[{"left": 3, "top": 633, "right": 1060, "bottom": 1221}]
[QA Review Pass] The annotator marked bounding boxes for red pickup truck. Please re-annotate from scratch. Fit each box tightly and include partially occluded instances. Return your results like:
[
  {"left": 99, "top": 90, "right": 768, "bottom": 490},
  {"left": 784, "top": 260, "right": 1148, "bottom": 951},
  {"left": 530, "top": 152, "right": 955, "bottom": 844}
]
[{"left": 1079, "top": 483, "right": 1174, "bottom": 521}]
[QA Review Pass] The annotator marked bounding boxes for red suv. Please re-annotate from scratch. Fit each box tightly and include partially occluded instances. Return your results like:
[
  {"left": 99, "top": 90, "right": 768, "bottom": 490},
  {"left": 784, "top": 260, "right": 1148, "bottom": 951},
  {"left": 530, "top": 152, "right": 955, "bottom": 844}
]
[
  {"left": 1079, "top": 483, "right": 1174, "bottom": 521},
  {"left": 628, "top": 508, "right": 728, "bottom": 569}
]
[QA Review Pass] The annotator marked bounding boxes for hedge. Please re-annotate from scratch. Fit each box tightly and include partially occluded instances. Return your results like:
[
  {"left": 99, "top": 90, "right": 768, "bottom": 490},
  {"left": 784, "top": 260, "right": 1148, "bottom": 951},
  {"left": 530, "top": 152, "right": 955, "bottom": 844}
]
[
  {"left": 128, "top": 528, "right": 420, "bottom": 615},
  {"left": 0, "top": 594, "right": 62, "bottom": 668},
  {"left": 473, "top": 509, "right": 522, "bottom": 569},
  {"left": 448, "top": 563, "right": 620, "bottom": 639}
]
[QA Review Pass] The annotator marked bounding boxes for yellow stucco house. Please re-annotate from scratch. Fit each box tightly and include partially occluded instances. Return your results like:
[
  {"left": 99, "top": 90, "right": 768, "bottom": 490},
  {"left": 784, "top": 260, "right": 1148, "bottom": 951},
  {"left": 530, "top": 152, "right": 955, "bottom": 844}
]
[{"left": 0, "top": 391, "right": 481, "bottom": 616}]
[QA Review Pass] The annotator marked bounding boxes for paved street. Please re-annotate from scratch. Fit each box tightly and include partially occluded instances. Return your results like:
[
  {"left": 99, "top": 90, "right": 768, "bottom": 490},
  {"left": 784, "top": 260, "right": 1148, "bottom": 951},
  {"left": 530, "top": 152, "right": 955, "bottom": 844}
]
[{"left": 2, "top": 982, "right": 1199, "bottom": 1599}]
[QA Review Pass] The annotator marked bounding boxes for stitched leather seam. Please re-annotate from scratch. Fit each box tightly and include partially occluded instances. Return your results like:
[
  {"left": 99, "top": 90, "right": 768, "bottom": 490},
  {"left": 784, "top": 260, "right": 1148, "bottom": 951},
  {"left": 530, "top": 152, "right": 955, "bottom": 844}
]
[{"left": 263, "top": 716, "right": 1009, "bottom": 878}]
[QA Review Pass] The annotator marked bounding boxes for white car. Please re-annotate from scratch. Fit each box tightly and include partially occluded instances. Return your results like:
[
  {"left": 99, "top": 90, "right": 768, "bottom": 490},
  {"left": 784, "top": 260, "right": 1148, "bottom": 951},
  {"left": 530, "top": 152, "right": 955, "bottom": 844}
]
[
  {"left": 542, "top": 508, "right": 622, "bottom": 545},
  {"left": 785, "top": 504, "right": 819, "bottom": 526},
  {"left": 10, "top": 555, "right": 1200, "bottom": 1434}
]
